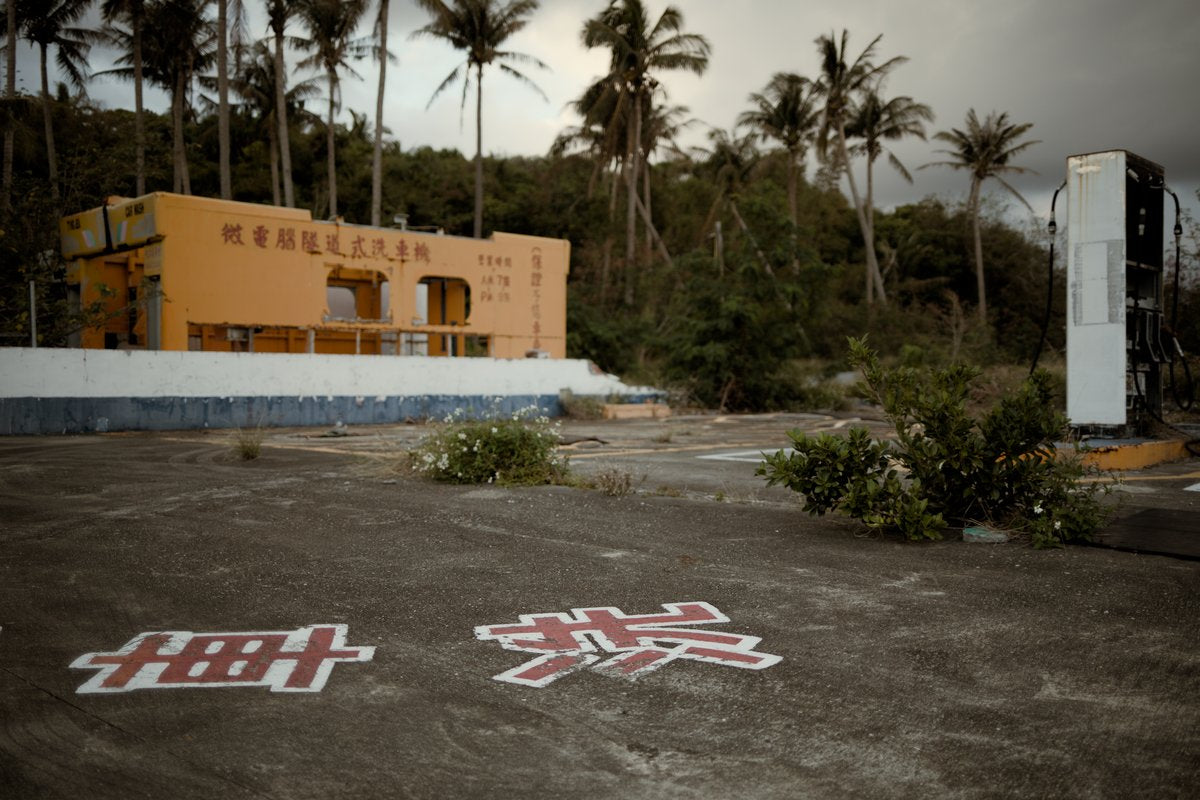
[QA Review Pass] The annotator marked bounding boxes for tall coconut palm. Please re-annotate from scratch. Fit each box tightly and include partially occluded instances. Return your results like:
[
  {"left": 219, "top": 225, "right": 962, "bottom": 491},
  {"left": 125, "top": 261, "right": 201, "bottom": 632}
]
[
  {"left": 265, "top": 0, "right": 295, "bottom": 207},
  {"left": 581, "top": 0, "right": 708, "bottom": 288},
  {"left": 846, "top": 86, "right": 933, "bottom": 298},
  {"left": 4, "top": 0, "right": 18, "bottom": 209},
  {"left": 923, "top": 109, "right": 1039, "bottom": 324},
  {"left": 215, "top": 0, "right": 245, "bottom": 199},
  {"left": 294, "top": 0, "right": 370, "bottom": 219},
  {"left": 371, "top": 0, "right": 394, "bottom": 227},
  {"left": 230, "top": 39, "right": 318, "bottom": 205},
  {"left": 104, "top": 0, "right": 213, "bottom": 194},
  {"left": 16, "top": 0, "right": 96, "bottom": 203},
  {"left": 414, "top": 0, "right": 546, "bottom": 238},
  {"left": 100, "top": 0, "right": 145, "bottom": 195},
  {"left": 738, "top": 72, "right": 821, "bottom": 230},
  {"left": 814, "top": 30, "right": 905, "bottom": 307}
]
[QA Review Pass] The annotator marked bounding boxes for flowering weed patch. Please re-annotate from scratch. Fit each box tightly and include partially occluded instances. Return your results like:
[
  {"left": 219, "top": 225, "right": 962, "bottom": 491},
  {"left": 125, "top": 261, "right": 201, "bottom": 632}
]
[{"left": 410, "top": 406, "right": 568, "bottom": 486}]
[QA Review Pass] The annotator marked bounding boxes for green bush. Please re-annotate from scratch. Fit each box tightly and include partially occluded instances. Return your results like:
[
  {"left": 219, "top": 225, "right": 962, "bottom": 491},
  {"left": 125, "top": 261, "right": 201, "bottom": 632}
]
[
  {"left": 759, "top": 337, "right": 1110, "bottom": 547},
  {"left": 410, "top": 407, "right": 568, "bottom": 485}
]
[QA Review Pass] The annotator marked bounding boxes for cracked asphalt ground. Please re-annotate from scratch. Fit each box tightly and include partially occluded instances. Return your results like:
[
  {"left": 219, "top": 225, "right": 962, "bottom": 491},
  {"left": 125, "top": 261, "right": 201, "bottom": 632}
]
[{"left": 1, "top": 416, "right": 1198, "bottom": 799}]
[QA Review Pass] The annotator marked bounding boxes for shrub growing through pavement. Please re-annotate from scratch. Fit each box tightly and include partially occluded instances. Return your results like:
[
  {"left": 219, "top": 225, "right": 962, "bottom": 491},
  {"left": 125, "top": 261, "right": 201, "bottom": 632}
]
[
  {"left": 758, "top": 337, "right": 1110, "bottom": 548},
  {"left": 410, "top": 406, "right": 568, "bottom": 486}
]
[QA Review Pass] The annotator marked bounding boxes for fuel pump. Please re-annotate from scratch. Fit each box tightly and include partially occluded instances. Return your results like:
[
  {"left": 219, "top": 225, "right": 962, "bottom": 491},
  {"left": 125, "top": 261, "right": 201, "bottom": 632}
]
[{"left": 1058, "top": 150, "right": 1192, "bottom": 436}]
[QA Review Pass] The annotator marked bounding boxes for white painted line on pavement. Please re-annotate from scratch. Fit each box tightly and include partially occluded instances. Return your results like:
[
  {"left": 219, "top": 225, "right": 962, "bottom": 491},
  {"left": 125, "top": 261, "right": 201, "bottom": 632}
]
[
  {"left": 697, "top": 449, "right": 778, "bottom": 463},
  {"left": 1184, "top": 483, "right": 1200, "bottom": 493}
]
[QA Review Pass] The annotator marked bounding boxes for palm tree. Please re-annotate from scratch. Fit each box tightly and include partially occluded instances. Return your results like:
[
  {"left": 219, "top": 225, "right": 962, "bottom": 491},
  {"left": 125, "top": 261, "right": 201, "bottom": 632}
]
[
  {"left": 215, "top": 1, "right": 245, "bottom": 200},
  {"left": 581, "top": 0, "right": 708, "bottom": 289},
  {"left": 265, "top": 0, "right": 295, "bottom": 207},
  {"left": 414, "top": 0, "right": 546, "bottom": 238},
  {"left": 371, "top": 0, "right": 393, "bottom": 227},
  {"left": 738, "top": 72, "right": 821, "bottom": 230},
  {"left": 99, "top": 0, "right": 145, "bottom": 195},
  {"left": 16, "top": 0, "right": 96, "bottom": 203},
  {"left": 108, "top": 0, "right": 213, "bottom": 194},
  {"left": 4, "top": 0, "right": 18, "bottom": 209},
  {"left": 846, "top": 86, "right": 933, "bottom": 299},
  {"left": 814, "top": 30, "right": 905, "bottom": 307},
  {"left": 294, "top": 0, "right": 370, "bottom": 219},
  {"left": 230, "top": 40, "right": 318, "bottom": 205},
  {"left": 923, "top": 109, "right": 1039, "bottom": 324},
  {"left": 695, "top": 127, "right": 770, "bottom": 276}
]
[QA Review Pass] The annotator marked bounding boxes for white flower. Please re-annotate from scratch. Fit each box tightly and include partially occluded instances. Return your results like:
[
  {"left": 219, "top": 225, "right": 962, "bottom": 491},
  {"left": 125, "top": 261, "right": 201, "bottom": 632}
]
[
  {"left": 1033, "top": 503, "right": 1043, "bottom": 515},
  {"left": 458, "top": 432, "right": 467, "bottom": 440},
  {"left": 1053, "top": 520, "right": 1062, "bottom": 530},
  {"left": 491, "top": 427, "right": 498, "bottom": 434}
]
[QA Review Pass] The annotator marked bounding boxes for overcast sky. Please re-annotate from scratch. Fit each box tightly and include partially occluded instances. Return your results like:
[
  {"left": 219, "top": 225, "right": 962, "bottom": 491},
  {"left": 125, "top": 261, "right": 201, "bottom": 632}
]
[{"left": 12, "top": 0, "right": 1200, "bottom": 225}]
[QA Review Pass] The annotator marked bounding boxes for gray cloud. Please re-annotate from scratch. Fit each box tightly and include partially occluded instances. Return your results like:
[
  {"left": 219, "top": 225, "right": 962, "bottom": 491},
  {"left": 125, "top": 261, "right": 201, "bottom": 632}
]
[{"left": 18, "top": 0, "right": 1200, "bottom": 222}]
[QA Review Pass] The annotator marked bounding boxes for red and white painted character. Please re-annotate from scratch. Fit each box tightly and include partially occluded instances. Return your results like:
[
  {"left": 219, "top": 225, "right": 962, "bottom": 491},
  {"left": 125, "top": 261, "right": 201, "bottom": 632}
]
[
  {"left": 70, "top": 624, "right": 374, "bottom": 694},
  {"left": 475, "top": 601, "right": 782, "bottom": 688}
]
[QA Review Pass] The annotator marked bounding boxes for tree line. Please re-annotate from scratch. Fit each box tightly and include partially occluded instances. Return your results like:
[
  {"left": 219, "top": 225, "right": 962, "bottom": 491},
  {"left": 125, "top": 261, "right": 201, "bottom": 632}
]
[{"left": 8, "top": 1, "right": 1190, "bottom": 410}]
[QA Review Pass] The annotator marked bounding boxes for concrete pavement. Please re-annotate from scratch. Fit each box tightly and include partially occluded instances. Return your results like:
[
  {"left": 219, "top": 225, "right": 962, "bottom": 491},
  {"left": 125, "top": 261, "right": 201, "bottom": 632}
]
[{"left": 1, "top": 423, "right": 1198, "bottom": 798}]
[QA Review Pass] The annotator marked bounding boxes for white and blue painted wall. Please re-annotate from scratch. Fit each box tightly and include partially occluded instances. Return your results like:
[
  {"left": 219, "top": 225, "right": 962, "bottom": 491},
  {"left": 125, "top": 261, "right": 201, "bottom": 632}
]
[{"left": 0, "top": 348, "right": 660, "bottom": 435}]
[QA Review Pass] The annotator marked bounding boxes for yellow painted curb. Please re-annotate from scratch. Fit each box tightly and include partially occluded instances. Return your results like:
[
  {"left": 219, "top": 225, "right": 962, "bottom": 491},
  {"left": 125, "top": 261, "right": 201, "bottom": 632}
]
[{"left": 1080, "top": 439, "right": 1192, "bottom": 471}]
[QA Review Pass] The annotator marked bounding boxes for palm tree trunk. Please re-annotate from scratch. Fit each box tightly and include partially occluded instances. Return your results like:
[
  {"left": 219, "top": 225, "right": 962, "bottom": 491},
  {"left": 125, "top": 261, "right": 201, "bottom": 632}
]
[
  {"left": 624, "top": 93, "right": 642, "bottom": 305},
  {"left": 837, "top": 124, "right": 885, "bottom": 307},
  {"left": 633, "top": 189, "right": 672, "bottom": 268},
  {"left": 326, "top": 71, "right": 337, "bottom": 218},
  {"left": 969, "top": 177, "right": 986, "bottom": 324},
  {"left": 714, "top": 219, "right": 724, "bottom": 276},
  {"left": 39, "top": 45, "right": 59, "bottom": 203},
  {"left": 171, "top": 72, "right": 185, "bottom": 193},
  {"left": 864, "top": 155, "right": 886, "bottom": 302},
  {"left": 371, "top": 0, "right": 389, "bottom": 228},
  {"left": 730, "top": 201, "right": 773, "bottom": 276},
  {"left": 268, "top": 117, "right": 280, "bottom": 206},
  {"left": 217, "top": 0, "right": 231, "bottom": 199},
  {"left": 273, "top": 21, "right": 294, "bottom": 207},
  {"left": 473, "top": 63, "right": 483, "bottom": 238},
  {"left": 132, "top": 5, "right": 145, "bottom": 196},
  {"left": 787, "top": 148, "right": 799, "bottom": 272},
  {"left": 3, "top": 0, "right": 16, "bottom": 210},
  {"left": 642, "top": 155, "right": 653, "bottom": 264}
]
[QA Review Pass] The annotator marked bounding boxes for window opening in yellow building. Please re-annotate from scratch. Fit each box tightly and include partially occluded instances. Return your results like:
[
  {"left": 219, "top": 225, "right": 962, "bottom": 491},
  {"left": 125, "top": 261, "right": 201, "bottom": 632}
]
[{"left": 419, "top": 276, "right": 471, "bottom": 357}]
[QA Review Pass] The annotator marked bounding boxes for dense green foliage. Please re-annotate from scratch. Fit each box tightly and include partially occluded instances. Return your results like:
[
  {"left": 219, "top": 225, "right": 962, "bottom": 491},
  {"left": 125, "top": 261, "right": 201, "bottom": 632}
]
[
  {"left": 0, "top": 89, "right": 1136, "bottom": 403},
  {"left": 759, "top": 338, "right": 1110, "bottom": 547}
]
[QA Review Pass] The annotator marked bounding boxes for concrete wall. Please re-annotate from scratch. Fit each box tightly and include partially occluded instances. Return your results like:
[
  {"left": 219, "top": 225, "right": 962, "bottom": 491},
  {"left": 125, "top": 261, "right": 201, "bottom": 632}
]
[{"left": 0, "top": 348, "right": 657, "bottom": 435}]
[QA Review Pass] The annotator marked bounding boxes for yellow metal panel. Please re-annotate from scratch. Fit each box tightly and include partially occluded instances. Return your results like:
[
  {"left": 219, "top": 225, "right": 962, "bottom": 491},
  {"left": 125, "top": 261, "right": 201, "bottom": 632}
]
[
  {"left": 107, "top": 195, "right": 161, "bottom": 249},
  {"left": 59, "top": 206, "right": 108, "bottom": 259}
]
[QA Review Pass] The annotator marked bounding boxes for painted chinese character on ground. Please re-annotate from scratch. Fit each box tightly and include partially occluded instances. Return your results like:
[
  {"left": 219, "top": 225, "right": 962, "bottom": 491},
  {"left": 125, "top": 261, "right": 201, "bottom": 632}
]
[
  {"left": 475, "top": 602, "right": 781, "bottom": 688},
  {"left": 70, "top": 624, "right": 374, "bottom": 694}
]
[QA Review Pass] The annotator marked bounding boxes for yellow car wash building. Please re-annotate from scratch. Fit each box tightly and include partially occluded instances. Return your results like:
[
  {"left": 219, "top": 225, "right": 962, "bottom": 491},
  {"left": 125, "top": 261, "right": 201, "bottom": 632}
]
[{"left": 60, "top": 193, "right": 569, "bottom": 358}]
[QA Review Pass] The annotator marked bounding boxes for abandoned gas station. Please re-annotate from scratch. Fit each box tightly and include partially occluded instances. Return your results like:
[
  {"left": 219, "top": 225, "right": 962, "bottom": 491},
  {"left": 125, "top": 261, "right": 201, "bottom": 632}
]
[{"left": 58, "top": 193, "right": 569, "bottom": 359}]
